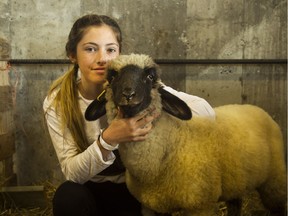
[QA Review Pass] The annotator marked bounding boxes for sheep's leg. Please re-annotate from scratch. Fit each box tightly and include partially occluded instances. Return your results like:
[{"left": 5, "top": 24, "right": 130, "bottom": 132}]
[
  {"left": 141, "top": 206, "right": 172, "bottom": 216},
  {"left": 226, "top": 199, "right": 242, "bottom": 216},
  {"left": 257, "top": 174, "right": 287, "bottom": 215},
  {"left": 172, "top": 205, "right": 218, "bottom": 216},
  {"left": 141, "top": 205, "right": 157, "bottom": 216}
]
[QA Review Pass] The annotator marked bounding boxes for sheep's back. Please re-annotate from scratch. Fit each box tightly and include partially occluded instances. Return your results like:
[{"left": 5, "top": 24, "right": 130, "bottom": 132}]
[
  {"left": 213, "top": 104, "right": 285, "bottom": 199},
  {"left": 152, "top": 104, "right": 285, "bottom": 204}
]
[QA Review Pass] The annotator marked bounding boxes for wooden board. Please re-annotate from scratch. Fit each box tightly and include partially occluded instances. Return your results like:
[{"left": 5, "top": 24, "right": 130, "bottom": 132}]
[{"left": 0, "top": 186, "right": 48, "bottom": 209}]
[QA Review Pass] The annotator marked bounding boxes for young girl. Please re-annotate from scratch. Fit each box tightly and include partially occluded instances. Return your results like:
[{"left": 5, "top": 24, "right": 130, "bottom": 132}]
[{"left": 43, "top": 14, "right": 215, "bottom": 216}]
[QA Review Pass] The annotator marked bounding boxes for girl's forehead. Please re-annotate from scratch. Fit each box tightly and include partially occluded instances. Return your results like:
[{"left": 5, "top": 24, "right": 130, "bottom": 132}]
[{"left": 81, "top": 25, "right": 118, "bottom": 45}]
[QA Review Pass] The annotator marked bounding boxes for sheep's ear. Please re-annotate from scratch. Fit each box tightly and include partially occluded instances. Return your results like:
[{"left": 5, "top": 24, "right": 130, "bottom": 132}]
[
  {"left": 158, "top": 87, "right": 192, "bottom": 120},
  {"left": 85, "top": 90, "right": 107, "bottom": 121}
]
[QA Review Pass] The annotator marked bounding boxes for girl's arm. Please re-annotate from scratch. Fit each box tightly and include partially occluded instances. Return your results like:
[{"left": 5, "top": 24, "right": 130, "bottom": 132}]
[
  {"left": 43, "top": 96, "right": 115, "bottom": 184},
  {"left": 162, "top": 86, "right": 215, "bottom": 120}
]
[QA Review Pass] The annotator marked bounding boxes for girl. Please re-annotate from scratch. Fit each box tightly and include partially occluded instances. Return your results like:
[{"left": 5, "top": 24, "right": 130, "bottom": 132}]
[{"left": 43, "top": 14, "right": 215, "bottom": 216}]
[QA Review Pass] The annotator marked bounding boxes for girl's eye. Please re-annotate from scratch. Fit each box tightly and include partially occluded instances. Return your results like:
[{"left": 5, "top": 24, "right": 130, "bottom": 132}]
[
  {"left": 107, "top": 48, "right": 117, "bottom": 53},
  {"left": 85, "top": 47, "right": 97, "bottom": 52}
]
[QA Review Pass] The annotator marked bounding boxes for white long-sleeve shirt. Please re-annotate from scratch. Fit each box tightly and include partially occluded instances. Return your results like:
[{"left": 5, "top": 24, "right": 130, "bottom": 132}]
[{"left": 43, "top": 86, "right": 215, "bottom": 184}]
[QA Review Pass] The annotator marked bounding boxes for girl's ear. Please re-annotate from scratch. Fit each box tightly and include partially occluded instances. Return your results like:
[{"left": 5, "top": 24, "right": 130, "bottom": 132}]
[
  {"left": 158, "top": 87, "right": 192, "bottom": 120},
  {"left": 69, "top": 55, "right": 77, "bottom": 64},
  {"left": 85, "top": 91, "right": 107, "bottom": 121}
]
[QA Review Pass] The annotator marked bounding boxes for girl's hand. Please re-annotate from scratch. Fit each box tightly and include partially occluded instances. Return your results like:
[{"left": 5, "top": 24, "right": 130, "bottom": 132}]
[{"left": 101, "top": 108, "right": 159, "bottom": 145}]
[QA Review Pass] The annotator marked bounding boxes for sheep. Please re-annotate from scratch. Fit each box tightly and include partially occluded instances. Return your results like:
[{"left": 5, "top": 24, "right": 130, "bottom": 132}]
[{"left": 85, "top": 54, "right": 287, "bottom": 216}]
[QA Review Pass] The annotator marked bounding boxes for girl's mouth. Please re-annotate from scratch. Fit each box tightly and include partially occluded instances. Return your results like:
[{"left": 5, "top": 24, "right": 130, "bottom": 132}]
[
  {"left": 93, "top": 67, "right": 106, "bottom": 74},
  {"left": 94, "top": 67, "right": 105, "bottom": 71}
]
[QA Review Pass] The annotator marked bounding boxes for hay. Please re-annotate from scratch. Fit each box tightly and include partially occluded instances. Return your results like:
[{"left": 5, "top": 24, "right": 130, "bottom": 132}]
[
  {"left": 0, "top": 181, "right": 54, "bottom": 216},
  {"left": 0, "top": 207, "right": 52, "bottom": 216}
]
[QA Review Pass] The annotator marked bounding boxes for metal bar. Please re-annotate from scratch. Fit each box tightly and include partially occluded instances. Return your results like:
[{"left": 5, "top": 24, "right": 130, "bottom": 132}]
[
  {"left": 156, "top": 59, "right": 287, "bottom": 65},
  {"left": 6, "top": 59, "right": 71, "bottom": 65},
  {"left": 3, "top": 58, "right": 288, "bottom": 65}
]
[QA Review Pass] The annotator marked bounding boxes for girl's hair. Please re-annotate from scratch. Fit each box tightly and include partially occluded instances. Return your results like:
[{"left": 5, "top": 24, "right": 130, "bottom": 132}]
[{"left": 47, "top": 14, "right": 122, "bottom": 152}]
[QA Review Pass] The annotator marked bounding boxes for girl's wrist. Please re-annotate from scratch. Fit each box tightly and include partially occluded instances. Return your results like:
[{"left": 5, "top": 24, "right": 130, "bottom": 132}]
[{"left": 99, "top": 129, "right": 119, "bottom": 151}]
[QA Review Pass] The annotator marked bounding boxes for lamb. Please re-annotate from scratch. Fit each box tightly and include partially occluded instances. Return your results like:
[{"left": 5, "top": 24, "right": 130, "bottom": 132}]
[{"left": 85, "top": 54, "right": 287, "bottom": 216}]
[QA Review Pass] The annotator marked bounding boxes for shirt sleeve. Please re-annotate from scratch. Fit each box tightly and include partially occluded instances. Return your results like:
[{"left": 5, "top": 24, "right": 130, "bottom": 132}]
[
  {"left": 43, "top": 96, "right": 116, "bottom": 184},
  {"left": 162, "top": 86, "right": 216, "bottom": 120}
]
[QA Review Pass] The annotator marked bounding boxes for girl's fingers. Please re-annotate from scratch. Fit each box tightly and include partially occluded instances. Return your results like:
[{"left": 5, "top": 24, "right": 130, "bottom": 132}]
[
  {"left": 135, "top": 110, "right": 150, "bottom": 122},
  {"left": 116, "top": 108, "right": 123, "bottom": 118},
  {"left": 136, "top": 115, "right": 154, "bottom": 129}
]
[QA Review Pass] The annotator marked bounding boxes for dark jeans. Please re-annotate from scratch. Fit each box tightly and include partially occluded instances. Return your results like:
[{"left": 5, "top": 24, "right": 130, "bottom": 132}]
[{"left": 53, "top": 181, "right": 141, "bottom": 216}]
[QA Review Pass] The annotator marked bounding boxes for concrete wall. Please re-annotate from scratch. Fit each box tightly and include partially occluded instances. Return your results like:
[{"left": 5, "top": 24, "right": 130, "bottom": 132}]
[{"left": 0, "top": 0, "right": 286, "bottom": 185}]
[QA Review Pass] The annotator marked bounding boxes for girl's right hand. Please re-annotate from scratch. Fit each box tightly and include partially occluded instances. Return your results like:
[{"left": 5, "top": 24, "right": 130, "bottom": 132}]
[{"left": 101, "top": 108, "right": 158, "bottom": 145}]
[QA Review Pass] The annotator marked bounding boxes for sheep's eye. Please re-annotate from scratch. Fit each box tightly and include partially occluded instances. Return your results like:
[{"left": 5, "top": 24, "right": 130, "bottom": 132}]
[{"left": 147, "top": 74, "right": 154, "bottom": 81}]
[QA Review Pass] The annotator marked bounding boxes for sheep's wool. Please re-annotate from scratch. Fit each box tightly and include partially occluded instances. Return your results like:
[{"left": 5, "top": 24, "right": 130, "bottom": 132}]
[
  {"left": 103, "top": 53, "right": 286, "bottom": 215},
  {"left": 107, "top": 53, "right": 156, "bottom": 71}
]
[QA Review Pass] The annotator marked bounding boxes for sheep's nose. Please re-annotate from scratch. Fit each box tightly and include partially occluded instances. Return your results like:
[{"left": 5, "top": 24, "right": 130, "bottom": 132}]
[{"left": 122, "top": 89, "right": 136, "bottom": 101}]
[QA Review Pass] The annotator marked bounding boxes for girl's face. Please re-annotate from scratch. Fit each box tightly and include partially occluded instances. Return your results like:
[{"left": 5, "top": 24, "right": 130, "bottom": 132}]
[{"left": 73, "top": 25, "right": 120, "bottom": 85}]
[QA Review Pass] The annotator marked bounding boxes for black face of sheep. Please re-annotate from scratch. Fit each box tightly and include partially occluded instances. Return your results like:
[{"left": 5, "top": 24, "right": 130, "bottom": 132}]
[
  {"left": 107, "top": 64, "right": 158, "bottom": 118},
  {"left": 85, "top": 54, "right": 192, "bottom": 121}
]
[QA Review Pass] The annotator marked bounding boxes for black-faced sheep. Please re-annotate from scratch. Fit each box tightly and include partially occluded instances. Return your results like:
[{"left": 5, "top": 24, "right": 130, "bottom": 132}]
[{"left": 85, "top": 54, "right": 287, "bottom": 216}]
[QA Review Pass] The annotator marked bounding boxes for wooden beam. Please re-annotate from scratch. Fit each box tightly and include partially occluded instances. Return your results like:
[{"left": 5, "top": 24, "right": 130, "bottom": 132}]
[{"left": 0, "top": 186, "right": 48, "bottom": 209}]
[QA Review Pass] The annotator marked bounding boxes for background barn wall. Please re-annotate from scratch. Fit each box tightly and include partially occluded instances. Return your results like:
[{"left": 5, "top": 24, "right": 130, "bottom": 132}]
[{"left": 0, "top": 0, "right": 286, "bottom": 186}]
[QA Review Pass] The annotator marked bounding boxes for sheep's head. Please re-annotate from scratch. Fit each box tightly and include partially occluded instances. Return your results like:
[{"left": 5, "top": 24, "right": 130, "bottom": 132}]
[
  {"left": 107, "top": 65, "right": 157, "bottom": 117},
  {"left": 85, "top": 54, "right": 192, "bottom": 121},
  {"left": 107, "top": 55, "right": 159, "bottom": 118}
]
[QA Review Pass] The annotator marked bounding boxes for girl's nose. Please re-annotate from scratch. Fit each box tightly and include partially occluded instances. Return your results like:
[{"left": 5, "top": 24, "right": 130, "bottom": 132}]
[{"left": 97, "top": 52, "right": 107, "bottom": 65}]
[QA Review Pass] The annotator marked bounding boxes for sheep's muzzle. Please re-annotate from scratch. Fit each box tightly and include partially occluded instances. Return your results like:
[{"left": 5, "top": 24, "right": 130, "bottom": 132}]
[{"left": 117, "top": 100, "right": 150, "bottom": 118}]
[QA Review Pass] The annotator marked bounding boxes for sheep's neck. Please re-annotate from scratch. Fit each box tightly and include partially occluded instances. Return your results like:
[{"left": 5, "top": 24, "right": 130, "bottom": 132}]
[
  {"left": 118, "top": 124, "right": 166, "bottom": 183},
  {"left": 106, "top": 88, "right": 164, "bottom": 182},
  {"left": 118, "top": 113, "right": 171, "bottom": 184}
]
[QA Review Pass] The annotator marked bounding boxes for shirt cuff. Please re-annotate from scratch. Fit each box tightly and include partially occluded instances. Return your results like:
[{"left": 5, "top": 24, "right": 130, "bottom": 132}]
[{"left": 93, "top": 141, "right": 116, "bottom": 163}]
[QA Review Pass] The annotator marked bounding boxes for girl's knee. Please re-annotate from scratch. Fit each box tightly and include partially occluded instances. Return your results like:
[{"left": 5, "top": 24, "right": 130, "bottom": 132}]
[{"left": 53, "top": 181, "right": 98, "bottom": 216}]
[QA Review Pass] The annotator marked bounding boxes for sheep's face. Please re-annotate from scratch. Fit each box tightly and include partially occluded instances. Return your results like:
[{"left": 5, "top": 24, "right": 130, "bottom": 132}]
[{"left": 107, "top": 64, "right": 158, "bottom": 118}]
